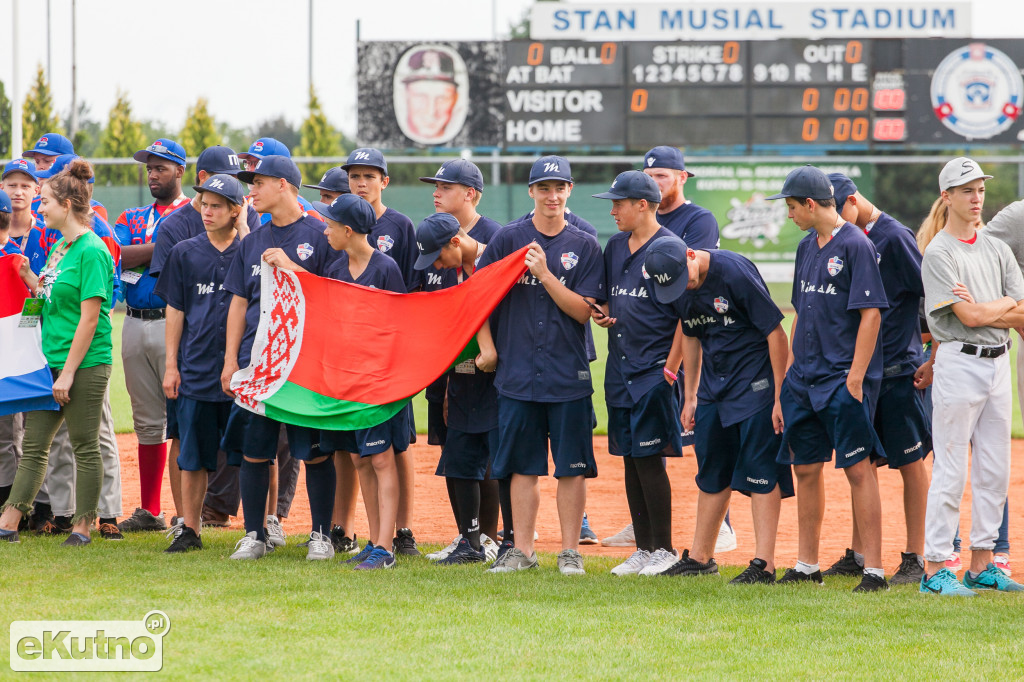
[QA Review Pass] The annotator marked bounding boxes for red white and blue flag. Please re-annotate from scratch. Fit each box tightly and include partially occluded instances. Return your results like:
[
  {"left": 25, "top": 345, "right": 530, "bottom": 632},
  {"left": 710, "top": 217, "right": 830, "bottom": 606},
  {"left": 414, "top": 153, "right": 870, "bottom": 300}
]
[{"left": 0, "top": 254, "right": 58, "bottom": 416}]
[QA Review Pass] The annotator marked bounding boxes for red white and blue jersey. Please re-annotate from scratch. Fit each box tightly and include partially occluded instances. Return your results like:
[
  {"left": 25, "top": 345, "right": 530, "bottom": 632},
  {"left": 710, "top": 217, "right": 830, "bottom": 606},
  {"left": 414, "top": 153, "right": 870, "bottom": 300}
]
[
  {"left": 30, "top": 196, "right": 107, "bottom": 224},
  {"left": 477, "top": 220, "right": 604, "bottom": 402},
  {"left": 671, "top": 250, "right": 785, "bottom": 426},
  {"left": 865, "top": 213, "right": 925, "bottom": 378},
  {"left": 154, "top": 234, "right": 240, "bottom": 402},
  {"left": 150, "top": 202, "right": 261, "bottom": 278},
  {"left": 788, "top": 224, "right": 888, "bottom": 410},
  {"left": 223, "top": 216, "right": 336, "bottom": 366},
  {"left": 369, "top": 207, "right": 418, "bottom": 289},
  {"left": 1, "top": 240, "right": 22, "bottom": 256},
  {"left": 113, "top": 197, "right": 189, "bottom": 308},
  {"left": 91, "top": 213, "right": 122, "bottom": 302},
  {"left": 603, "top": 228, "right": 681, "bottom": 408},
  {"left": 656, "top": 202, "right": 719, "bottom": 250},
  {"left": 9, "top": 212, "right": 58, "bottom": 275}
]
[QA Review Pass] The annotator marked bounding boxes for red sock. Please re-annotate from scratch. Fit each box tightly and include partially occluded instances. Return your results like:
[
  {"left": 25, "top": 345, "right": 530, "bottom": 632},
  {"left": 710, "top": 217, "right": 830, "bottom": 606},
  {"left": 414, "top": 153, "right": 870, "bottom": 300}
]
[{"left": 137, "top": 442, "right": 167, "bottom": 516}]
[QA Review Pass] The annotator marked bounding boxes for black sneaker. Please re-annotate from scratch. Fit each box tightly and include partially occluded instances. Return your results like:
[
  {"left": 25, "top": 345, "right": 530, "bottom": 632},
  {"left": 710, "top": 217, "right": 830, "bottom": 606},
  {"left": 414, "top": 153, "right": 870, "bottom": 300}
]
[
  {"left": 0, "top": 528, "right": 19, "bottom": 543},
  {"left": 165, "top": 526, "right": 203, "bottom": 553},
  {"left": 330, "top": 525, "right": 359, "bottom": 554},
  {"left": 28, "top": 503, "right": 53, "bottom": 532},
  {"left": 62, "top": 532, "right": 92, "bottom": 547},
  {"left": 438, "top": 538, "right": 487, "bottom": 565},
  {"left": 37, "top": 516, "right": 72, "bottom": 536},
  {"left": 729, "top": 558, "right": 776, "bottom": 585},
  {"left": 889, "top": 552, "right": 925, "bottom": 585},
  {"left": 117, "top": 508, "right": 167, "bottom": 532},
  {"left": 822, "top": 548, "right": 863, "bottom": 576},
  {"left": 660, "top": 549, "right": 719, "bottom": 577},
  {"left": 98, "top": 523, "right": 124, "bottom": 540},
  {"left": 392, "top": 528, "right": 421, "bottom": 556},
  {"left": 853, "top": 572, "right": 889, "bottom": 592},
  {"left": 777, "top": 568, "right": 824, "bottom": 585}
]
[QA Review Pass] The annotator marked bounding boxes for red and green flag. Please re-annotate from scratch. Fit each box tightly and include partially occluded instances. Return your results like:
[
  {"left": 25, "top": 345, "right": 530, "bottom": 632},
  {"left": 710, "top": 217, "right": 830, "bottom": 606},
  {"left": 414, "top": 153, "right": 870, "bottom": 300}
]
[{"left": 230, "top": 246, "right": 528, "bottom": 430}]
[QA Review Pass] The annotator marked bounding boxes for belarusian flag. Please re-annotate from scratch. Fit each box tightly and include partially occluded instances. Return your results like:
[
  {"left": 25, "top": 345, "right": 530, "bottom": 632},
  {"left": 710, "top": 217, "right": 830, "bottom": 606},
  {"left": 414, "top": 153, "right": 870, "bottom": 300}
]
[{"left": 231, "top": 246, "right": 528, "bottom": 430}]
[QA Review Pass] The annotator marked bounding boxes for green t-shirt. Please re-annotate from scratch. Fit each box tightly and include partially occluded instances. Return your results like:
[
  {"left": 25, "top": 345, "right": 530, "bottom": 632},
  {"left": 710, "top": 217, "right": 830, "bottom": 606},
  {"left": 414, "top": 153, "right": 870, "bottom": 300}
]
[{"left": 38, "top": 230, "right": 114, "bottom": 370}]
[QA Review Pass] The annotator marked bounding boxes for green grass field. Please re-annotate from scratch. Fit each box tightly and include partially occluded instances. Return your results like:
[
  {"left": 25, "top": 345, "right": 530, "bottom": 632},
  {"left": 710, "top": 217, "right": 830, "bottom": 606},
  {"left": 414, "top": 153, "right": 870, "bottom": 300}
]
[{"left": 1, "top": 531, "right": 1023, "bottom": 678}]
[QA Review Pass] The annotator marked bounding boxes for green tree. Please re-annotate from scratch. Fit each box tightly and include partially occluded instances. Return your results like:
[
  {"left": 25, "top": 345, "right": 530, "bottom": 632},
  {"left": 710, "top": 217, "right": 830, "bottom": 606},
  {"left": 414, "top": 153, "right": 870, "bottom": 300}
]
[
  {"left": 66, "top": 102, "right": 102, "bottom": 157},
  {"left": 21, "top": 65, "right": 60, "bottom": 150},
  {"left": 0, "top": 79, "right": 11, "bottom": 158},
  {"left": 97, "top": 89, "right": 145, "bottom": 185},
  {"left": 296, "top": 87, "right": 342, "bottom": 180},
  {"left": 179, "top": 97, "right": 221, "bottom": 158}
]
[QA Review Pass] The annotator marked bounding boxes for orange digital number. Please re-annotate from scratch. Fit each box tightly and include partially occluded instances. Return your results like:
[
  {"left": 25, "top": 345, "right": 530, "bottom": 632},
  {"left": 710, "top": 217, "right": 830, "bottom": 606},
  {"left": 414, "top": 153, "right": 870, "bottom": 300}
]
[
  {"left": 631, "top": 89, "right": 649, "bottom": 113},
  {"left": 802, "top": 88, "right": 820, "bottom": 112},
  {"left": 802, "top": 118, "right": 820, "bottom": 142},
  {"left": 527, "top": 43, "right": 543, "bottom": 66}
]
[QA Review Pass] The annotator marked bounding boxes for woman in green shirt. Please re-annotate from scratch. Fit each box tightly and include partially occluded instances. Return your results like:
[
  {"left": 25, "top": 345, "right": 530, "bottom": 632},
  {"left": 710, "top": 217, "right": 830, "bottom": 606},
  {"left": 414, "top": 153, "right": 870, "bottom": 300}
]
[{"left": 0, "top": 158, "right": 113, "bottom": 545}]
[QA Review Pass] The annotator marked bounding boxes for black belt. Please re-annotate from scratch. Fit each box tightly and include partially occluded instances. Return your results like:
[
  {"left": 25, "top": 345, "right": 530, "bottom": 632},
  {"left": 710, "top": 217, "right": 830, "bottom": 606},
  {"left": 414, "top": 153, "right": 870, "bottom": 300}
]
[
  {"left": 126, "top": 306, "right": 165, "bottom": 320},
  {"left": 959, "top": 341, "right": 1009, "bottom": 359}
]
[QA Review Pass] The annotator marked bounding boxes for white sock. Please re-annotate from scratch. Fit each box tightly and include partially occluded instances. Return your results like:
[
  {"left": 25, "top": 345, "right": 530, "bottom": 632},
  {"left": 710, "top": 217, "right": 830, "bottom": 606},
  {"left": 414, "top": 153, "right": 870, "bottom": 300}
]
[
  {"left": 853, "top": 551, "right": 865, "bottom": 567},
  {"left": 864, "top": 567, "right": 885, "bottom": 579},
  {"left": 795, "top": 561, "right": 819, "bottom": 575}
]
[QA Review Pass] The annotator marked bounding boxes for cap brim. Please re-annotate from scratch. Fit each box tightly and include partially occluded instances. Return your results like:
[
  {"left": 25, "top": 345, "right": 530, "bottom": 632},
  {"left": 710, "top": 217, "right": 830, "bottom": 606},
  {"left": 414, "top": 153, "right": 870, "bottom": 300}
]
[
  {"left": 236, "top": 170, "right": 256, "bottom": 184},
  {"left": 592, "top": 191, "right": 626, "bottom": 200},
  {"left": 3, "top": 170, "right": 39, "bottom": 181},
  {"left": 342, "top": 163, "right": 387, "bottom": 176},
  {"left": 192, "top": 185, "right": 241, "bottom": 205},
  {"left": 134, "top": 150, "right": 185, "bottom": 165},
  {"left": 204, "top": 167, "right": 241, "bottom": 176},
  {"left": 529, "top": 175, "right": 573, "bottom": 185},
  {"left": 414, "top": 249, "right": 443, "bottom": 271},
  {"left": 311, "top": 201, "right": 333, "bottom": 217},
  {"left": 418, "top": 175, "right": 443, "bottom": 184},
  {"left": 945, "top": 174, "right": 994, "bottom": 190},
  {"left": 652, "top": 276, "right": 688, "bottom": 304},
  {"left": 765, "top": 191, "right": 790, "bottom": 201},
  {"left": 24, "top": 150, "right": 60, "bottom": 158}
]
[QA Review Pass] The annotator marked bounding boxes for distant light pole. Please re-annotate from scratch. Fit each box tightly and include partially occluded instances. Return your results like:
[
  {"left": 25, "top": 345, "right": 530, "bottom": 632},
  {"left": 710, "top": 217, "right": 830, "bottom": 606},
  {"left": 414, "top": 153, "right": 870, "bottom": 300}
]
[{"left": 12, "top": 0, "right": 23, "bottom": 157}]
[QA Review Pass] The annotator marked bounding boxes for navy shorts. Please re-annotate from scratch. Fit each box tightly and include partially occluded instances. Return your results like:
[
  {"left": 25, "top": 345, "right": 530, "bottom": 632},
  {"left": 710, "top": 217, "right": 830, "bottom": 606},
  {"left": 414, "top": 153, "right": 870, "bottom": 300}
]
[
  {"left": 175, "top": 397, "right": 232, "bottom": 472},
  {"left": 491, "top": 396, "right": 597, "bottom": 479},
  {"left": 873, "top": 375, "right": 932, "bottom": 469},
  {"left": 435, "top": 428, "right": 497, "bottom": 480},
  {"left": 320, "top": 403, "right": 411, "bottom": 458},
  {"left": 427, "top": 399, "right": 447, "bottom": 447},
  {"left": 777, "top": 380, "right": 885, "bottom": 469},
  {"left": 607, "top": 381, "right": 683, "bottom": 459},
  {"left": 695, "top": 401, "right": 794, "bottom": 497},
  {"left": 166, "top": 397, "right": 179, "bottom": 440},
  {"left": 220, "top": 403, "right": 321, "bottom": 463}
]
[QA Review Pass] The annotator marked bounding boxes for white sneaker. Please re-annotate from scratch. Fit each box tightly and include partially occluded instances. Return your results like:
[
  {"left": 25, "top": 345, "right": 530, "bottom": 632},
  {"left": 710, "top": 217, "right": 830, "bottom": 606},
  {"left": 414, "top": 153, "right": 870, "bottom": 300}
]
[
  {"left": 480, "top": 534, "right": 499, "bottom": 562},
  {"left": 230, "top": 531, "right": 267, "bottom": 560},
  {"left": 639, "top": 548, "right": 679, "bottom": 575},
  {"left": 427, "top": 535, "right": 462, "bottom": 562},
  {"left": 611, "top": 549, "right": 651, "bottom": 575},
  {"left": 602, "top": 523, "right": 636, "bottom": 547},
  {"left": 715, "top": 520, "right": 737, "bottom": 553},
  {"left": 306, "top": 530, "right": 335, "bottom": 561},
  {"left": 557, "top": 549, "right": 586, "bottom": 576},
  {"left": 266, "top": 515, "right": 286, "bottom": 548}
]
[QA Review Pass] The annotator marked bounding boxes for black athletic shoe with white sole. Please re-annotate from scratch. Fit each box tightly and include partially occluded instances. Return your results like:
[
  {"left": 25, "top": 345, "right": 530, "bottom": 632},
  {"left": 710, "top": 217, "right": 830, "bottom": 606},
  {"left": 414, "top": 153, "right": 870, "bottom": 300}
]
[
  {"left": 660, "top": 549, "right": 719, "bottom": 577},
  {"left": 165, "top": 526, "right": 203, "bottom": 553},
  {"left": 822, "top": 548, "right": 863, "bottom": 577},
  {"left": 729, "top": 558, "right": 776, "bottom": 585},
  {"left": 853, "top": 573, "right": 890, "bottom": 592},
  {"left": 777, "top": 568, "right": 824, "bottom": 585},
  {"left": 889, "top": 552, "right": 925, "bottom": 585}
]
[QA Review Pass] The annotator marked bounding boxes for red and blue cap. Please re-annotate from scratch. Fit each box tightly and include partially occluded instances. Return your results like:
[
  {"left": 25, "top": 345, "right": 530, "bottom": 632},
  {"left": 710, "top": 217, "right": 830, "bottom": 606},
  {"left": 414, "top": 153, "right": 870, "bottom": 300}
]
[
  {"left": 3, "top": 158, "right": 39, "bottom": 182},
  {"left": 23, "top": 133, "right": 74, "bottom": 159},
  {"left": 239, "top": 138, "right": 291, "bottom": 161},
  {"left": 644, "top": 236, "right": 691, "bottom": 304},
  {"left": 237, "top": 155, "right": 302, "bottom": 188},
  {"left": 312, "top": 194, "right": 377, "bottom": 234},
  {"left": 419, "top": 159, "right": 484, "bottom": 192},
  {"left": 36, "top": 154, "right": 94, "bottom": 183},
  {"left": 134, "top": 138, "right": 187, "bottom": 166},
  {"left": 303, "top": 167, "right": 350, "bottom": 194}
]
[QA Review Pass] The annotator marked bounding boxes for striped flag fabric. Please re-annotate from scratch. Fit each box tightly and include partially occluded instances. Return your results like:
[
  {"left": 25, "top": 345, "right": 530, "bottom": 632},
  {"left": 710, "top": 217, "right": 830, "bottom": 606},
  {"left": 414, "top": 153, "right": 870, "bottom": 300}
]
[{"left": 0, "top": 254, "right": 59, "bottom": 416}]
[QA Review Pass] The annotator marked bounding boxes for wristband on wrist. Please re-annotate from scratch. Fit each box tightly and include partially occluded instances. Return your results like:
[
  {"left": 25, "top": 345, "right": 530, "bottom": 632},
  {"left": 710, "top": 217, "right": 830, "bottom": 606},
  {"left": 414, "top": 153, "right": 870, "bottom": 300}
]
[{"left": 663, "top": 368, "right": 678, "bottom": 382}]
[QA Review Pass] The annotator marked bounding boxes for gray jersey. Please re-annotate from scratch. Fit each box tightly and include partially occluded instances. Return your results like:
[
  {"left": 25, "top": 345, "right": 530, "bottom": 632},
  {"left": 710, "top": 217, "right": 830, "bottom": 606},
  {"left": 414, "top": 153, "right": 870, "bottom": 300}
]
[
  {"left": 983, "top": 200, "right": 1024, "bottom": 273},
  {"left": 922, "top": 230, "right": 1024, "bottom": 345}
]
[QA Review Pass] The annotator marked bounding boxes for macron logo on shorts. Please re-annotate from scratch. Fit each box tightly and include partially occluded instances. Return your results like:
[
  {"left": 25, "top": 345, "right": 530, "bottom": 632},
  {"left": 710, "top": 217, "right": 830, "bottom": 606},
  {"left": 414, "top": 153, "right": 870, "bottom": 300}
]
[
  {"left": 904, "top": 442, "right": 922, "bottom": 455},
  {"left": 365, "top": 439, "right": 386, "bottom": 447},
  {"left": 746, "top": 476, "right": 769, "bottom": 485},
  {"left": 638, "top": 438, "right": 662, "bottom": 447},
  {"left": 843, "top": 446, "right": 865, "bottom": 459},
  {"left": 569, "top": 462, "right": 587, "bottom": 469}
]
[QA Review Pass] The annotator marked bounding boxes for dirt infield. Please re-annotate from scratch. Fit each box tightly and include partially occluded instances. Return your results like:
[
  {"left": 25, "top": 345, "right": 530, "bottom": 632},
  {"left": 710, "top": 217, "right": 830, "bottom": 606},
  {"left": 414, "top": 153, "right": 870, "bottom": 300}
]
[{"left": 115, "top": 435, "right": 1024, "bottom": 572}]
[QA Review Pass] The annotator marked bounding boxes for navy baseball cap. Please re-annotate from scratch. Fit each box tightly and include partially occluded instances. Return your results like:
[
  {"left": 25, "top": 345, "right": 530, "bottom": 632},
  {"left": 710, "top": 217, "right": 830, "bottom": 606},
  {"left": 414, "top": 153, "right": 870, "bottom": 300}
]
[
  {"left": 644, "top": 146, "right": 695, "bottom": 176},
  {"left": 312, "top": 194, "right": 377, "bottom": 234},
  {"left": 342, "top": 148, "right": 388, "bottom": 176},
  {"left": 23, "top": 133, "right": 74, "bottom": 159},
  {"left": 303, "top": 167, "right": 350, "bottom": 194},
  {"left": 0, "top": 190, "right": 11, "bottom": 213},
  {"left": 529, "top": 155, "right": 572, "bottom": 185},
  {"left": 593, "top": 171, "right": 661, "bottom": 202},
  {"left": 237, "top": 155, "right": 302, "bottom": 188},
  {"left": 3, "top": 158, "right": 38, "bottom": 182},
  {"left": 36, "top": 154, "right": 94, "bottom": 183},
  {"left": 419, "top": 159, "right": 484, "bottom": 192},
  {"left": 644, "top": 236, "right": 691, "bottom": 304},
  {"left": 134, "top": 138, "right": 187, "bottom": 166},
  {"left": 239, "top": 137, "right": 291, "bottom": 161},
  {"left": 767, "top": 165, "right": 834, "bottom": 202},
  {"left": 192, "top": 174, "right": 246, "bottom": 206},
  {"left": 828, "top": 173, "right": 858, "bottom": 214},
  {"left": 197, "top": 146, "right": 242, "bottom": 176},
  {"left": 414, "top": 213, "right": 461, "bottom": 270}
]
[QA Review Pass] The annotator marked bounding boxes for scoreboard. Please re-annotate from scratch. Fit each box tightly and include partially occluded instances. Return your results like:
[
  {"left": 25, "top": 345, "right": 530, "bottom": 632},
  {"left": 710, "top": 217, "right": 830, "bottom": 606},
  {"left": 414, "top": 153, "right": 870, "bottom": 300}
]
[{"left": 357, "top": 38, "right": 1024, "bottom": 150}]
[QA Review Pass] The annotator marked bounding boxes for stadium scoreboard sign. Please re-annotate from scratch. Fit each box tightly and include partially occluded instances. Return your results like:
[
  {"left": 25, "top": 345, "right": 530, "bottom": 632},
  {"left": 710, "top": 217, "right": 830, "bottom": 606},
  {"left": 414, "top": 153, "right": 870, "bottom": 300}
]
[{"left": 357, "top": 38, "right": 1024, "bottom": 150}]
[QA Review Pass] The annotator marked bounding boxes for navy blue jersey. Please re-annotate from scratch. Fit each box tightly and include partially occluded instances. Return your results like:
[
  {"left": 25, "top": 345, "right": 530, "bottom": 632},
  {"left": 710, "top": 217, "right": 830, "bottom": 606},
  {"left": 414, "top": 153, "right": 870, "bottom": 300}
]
[
  {"left": 413, "top": 215, "right": 502, "bottom": 291},
  {"left": 150, "top": 201, "right": 260, "bottom": 278},
  {"left": 656, "top": 202, "right": 719, "bottom": 250},
  {"left": 477, "top": 220, "right": 604, "bottom": 402},
  {"left": 865, "top": 213, "right": 925, "bottom": 376},
  {"left": 224, "top": 216, "right": 336, "bottom": 366},
  {"left": 325, "top": 248, "right": 406, "bottom": 293},
  {"left": 789, "top": 224, "right": 888, "bottom": 410},
  {"left": 509, "top": 209, "right": 597, "bottom": 238},
  {"left": 603, "top": 228, "right": 681, "bottom": 408},
  {"left": 369, "top": 207, "right": 417, "bottom": 289},
  {"left": 155, "top": 234, "right": 239, "bottom": 402},
  {"left": 671, "top": 250, "right": 785, "bottom": 426}
]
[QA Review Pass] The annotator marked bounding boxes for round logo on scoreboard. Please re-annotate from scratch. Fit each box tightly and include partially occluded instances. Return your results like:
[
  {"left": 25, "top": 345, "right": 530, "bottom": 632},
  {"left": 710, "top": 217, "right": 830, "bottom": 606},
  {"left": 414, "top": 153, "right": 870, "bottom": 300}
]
[
  {"left": 930, "top": 43, "right": 1023, "bottom": 140},
  {"left": 393, "top": 44, "right": 470, "bottom": 147}
]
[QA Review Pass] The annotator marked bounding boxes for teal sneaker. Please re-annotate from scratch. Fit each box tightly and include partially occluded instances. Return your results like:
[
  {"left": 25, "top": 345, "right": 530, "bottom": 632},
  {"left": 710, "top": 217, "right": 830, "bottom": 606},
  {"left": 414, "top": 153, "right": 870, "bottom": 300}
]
[
  {"left": 920, "top": 568, "right": 976, "bottom": 596},
  {"left": 962, "top": 564, "right": 1024, "bottom": 592}
]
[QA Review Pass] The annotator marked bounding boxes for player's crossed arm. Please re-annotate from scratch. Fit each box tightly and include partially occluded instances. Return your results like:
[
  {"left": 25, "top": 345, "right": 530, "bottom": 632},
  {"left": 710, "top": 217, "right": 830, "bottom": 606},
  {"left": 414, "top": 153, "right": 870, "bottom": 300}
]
[{"left": 524, "top": 242, "right": 592, "bottom": 324}]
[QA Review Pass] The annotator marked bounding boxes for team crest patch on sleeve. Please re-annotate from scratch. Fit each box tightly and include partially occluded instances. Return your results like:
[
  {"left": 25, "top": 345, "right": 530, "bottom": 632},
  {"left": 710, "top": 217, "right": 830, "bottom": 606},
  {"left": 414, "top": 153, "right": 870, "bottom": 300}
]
[
  {"left": 560, "top": 252, "right": 579, "bottom": 270},
  {"left": 714, "top": 296, "right": 729, "bottom": 313},
  {"left": 296, "top": 243, "right": 314, "bottom": 261},
  {"left": 826, "top": 256, "right": 844, "bottom": 276},
  {"left": 641, "top": 264, "right": 650, "bottom": 279},
  {"left": 377, "top": 234, "right": 395, "bottom": 252}
]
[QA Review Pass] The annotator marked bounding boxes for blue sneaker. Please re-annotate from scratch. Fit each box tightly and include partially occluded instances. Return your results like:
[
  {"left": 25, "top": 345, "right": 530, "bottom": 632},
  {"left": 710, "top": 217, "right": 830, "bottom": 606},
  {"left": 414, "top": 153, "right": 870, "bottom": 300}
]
[
  {"left": 491, "top": 539, "right": 514, "bottom": 568},
  {"left": 344, "top": 542, "right": 375, "bottom": 565},
  {"left": 438, "top": 538, "right": 486, "bottom": 565},
  {"left": 962, "top": 564, "right": 1024, "bottom": 592},
  {"left": 354, "top": 547, "right": 396, "bottom": 570},
  {"left": 920, "top": 568, "right": 976, "bottom": 596},
  {"left": 579, "top": 513, "right": 598, "bottom": 545}
]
